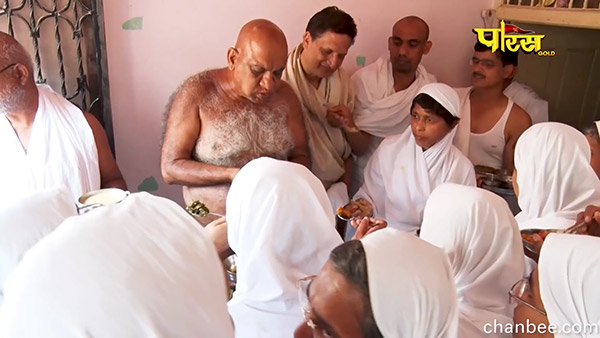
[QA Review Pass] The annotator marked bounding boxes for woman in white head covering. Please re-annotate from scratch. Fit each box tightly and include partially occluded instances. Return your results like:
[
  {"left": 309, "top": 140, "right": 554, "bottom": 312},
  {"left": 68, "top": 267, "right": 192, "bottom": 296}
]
[
  {"left": 226, "top": 157, "right": 343, "bottom": 338},
  {"left": 294, "top": 228, "right": 458, "bottom": 338},
  {"left": 420, "top": 183, "right": 524, "bottom": 338},
  {"left": 0, "top": 192, "right": 234, "bottom": 338},
  {"left": 514, "top": 122, "right": 600, "bottom": 230},
  {"left": 0, "top": 185, "right": 76, "bottom": 306},
  {"left": 511, "top": 234, "right": 600, "bottom": 338},
  {"left": 352, "top": 83, "right": 476, "bottom": 233}
]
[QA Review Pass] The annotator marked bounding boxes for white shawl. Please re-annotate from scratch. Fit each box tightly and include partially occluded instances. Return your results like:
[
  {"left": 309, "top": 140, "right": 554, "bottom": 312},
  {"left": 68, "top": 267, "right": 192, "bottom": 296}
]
[
  {"left": 420, "top": 183, "right": 524, "bottom": 338},
  {"left": 0, "top": 185, "right": 76, "bottom": 307},
  {"left": 282, "top": 45, "right": 354, "bottom": 189},
  {"left": 0, "top": 192, "right": 234, "bottom": 338},
  {"left": 226, "top": 157, "right": 342, "bottom": 338},
  {"left": 514, "top": 122, "right": 600, "bottom": 230},
  {"left": 453, "top": 87, "right": 472, "bottom": 155},
  {"left": 504, "top": 81, "right": 548, "bottom": 125},
  {"left": 362, "top": 229, "right": 458, "bottom": 338},
  {"left": 0, "top": 84, "right": 100, "bottom": 204},
  {"left": 539, "top": 234, "right": 600, "bottom": 338},
  {"left": 355, "top": 83, "right": 476, "bottom": 233}
]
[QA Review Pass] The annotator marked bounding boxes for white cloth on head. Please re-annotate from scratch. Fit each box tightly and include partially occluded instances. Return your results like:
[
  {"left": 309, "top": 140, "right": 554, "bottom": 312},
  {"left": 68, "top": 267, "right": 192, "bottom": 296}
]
[
  {"left": 0, "top": 185, "right": 76, "bottom": 307},
  {"left": 0, "top": 84, "right": 100, "bottom": 204},
  {"left": 361, "top": 228, "right": 458, "bottom": 338},
  {"left": 226, "top": 157, "right": 343, "bottom": 338},
  {"left": 504, "top": 81, "right": 548, "bottom": 124},
  {"left": 453, "top": 87, "right": 472, "bottom": 155},
  {"left": 539, "top": 234, "right": 600, "bottom": 338},
  {"left": 0, "top": 192, "right": 234, "bottom": 338},
  {"left": 420, "top": 183, "right": 524, "bottom": 338},
  {"left": 354, "top": 83, "right": 476, "bottom": 233},
  {"left": 282, "top": 45, "right": 354, "bottom": 189},
  {"left": 514, "top": 122, "right": 600, "bottom": 231}
]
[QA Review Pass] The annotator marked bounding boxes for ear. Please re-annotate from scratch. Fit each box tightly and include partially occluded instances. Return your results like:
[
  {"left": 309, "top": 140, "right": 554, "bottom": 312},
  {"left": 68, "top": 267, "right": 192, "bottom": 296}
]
[
  {"left": 14, "top": 64, "right": 30, "bottom": 85},
  {"left": 226, "top": 47, "right": 239, "bottom": 70},
  {"left": 502, "top": 64, "right": 515, "bottom": 80},
  {"left": 423, "top": 41, "right": 432, "bottom": 55},
  {"left": 302, "top": 31, "right": 312, "bottom": 50},
  {"left": 388, "top": 36, "right": 394, "bottom": 51}
]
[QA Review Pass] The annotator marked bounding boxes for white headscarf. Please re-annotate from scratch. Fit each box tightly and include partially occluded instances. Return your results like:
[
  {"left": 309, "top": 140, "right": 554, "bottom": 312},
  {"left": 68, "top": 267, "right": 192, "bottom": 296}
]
[
  {"left": 0, "top": 185, "right": 76, "bottom": 306},
  {"left": 226, "top": 157, "right": 343, "bottom": 338},
  {"left": 514, "top": 122, "right": 600, "bottom": 230},
  {"left": 539, "top": 234, "right": 600, "bottom": 338},
  {"left": 0, "top": 192, "right": 234, "bottom": 338},
  {"left": 420, "top": 183, "right": 524, "bottom": 338},
  {"left": 361, "top": 228, "right": 458, "bottom": 338},
  {"left": 354, "top": 83, "right": 476, "bottom": 233}
]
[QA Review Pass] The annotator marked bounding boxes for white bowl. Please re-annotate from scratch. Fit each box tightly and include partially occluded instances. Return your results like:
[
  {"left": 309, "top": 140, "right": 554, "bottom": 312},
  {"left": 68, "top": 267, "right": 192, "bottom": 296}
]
[{"left": 78, "top": 188, "right": 129, "bottom": 207}]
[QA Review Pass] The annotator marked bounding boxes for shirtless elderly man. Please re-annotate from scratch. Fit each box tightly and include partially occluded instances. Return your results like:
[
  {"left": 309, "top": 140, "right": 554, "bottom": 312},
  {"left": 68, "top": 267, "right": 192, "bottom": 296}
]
[
  {"left": 161, "top": 20, "right": 310, "bottom": 215},
  {"left": 0, "top": 32, "right": 126, "bottom": 204}
]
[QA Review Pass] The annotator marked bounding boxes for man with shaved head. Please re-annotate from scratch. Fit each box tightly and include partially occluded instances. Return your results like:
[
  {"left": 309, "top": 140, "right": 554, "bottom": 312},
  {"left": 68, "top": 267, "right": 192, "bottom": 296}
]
[
  {"left": 161, "top": 19, "right": 310, "bottom": 216},
  {"left": 0, "top": 32, "right": 126, "bottom": 204},
  {"left": 350, "top": 16, "right": 437, "bottom": 192}
]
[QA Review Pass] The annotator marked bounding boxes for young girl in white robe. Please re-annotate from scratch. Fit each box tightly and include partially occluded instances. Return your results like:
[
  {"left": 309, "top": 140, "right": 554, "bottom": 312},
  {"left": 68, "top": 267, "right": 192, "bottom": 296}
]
[{"left": 352, "top": 83, "right": 476, "bottom": 233}]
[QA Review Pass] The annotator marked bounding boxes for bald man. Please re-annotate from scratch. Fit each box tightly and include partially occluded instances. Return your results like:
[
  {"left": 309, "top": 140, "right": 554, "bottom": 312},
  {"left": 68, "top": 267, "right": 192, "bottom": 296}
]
[
  {"left": 161, "top": 19, "right": 310, "bottom": 216},
  {"left": 0, "top": 32, "right": 126, "bottom": 204},
  {"left": 350, "top": 16, "right": 437, "bottom": 192}
]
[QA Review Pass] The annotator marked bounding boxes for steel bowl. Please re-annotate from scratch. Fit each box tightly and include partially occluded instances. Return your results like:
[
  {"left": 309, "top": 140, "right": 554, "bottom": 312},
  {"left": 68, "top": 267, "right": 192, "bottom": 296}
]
[{"left": 223, "top": 254, "right": 237, "bottom": 286}]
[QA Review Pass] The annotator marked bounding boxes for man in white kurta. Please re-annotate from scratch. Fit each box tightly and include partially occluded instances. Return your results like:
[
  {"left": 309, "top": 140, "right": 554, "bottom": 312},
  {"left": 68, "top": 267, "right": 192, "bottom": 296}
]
[
  {"left": 0, "top": 32, "right": 126, "bottom": 204},
  {"left": 351, "top": 16, "right": 436, "bottom": 192}
]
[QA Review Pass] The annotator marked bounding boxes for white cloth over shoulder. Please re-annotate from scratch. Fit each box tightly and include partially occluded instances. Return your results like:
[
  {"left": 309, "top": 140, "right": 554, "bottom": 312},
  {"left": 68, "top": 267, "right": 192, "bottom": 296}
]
[
  {"left": 0, "top": 185, "right": 76, "bottom": 307},
  {"left": 504, "top": 81, "right": 548, "bottom": 124},
  {"left": 453, "top": 87, "right": 472, "bottom": 155},
  {"left": 0, "top": 192, "right": 234, "bottom": 338},
  {"left": 282, "top": 45, "right": 354, "bottom": 189},
  {"left": 351, "top": 56, "right": 436, "bottom": 192},
  {"left": 514, "top": 122, "right": 600, "bottom": 231},
  {"left": 362, "top": 229, "right": 458, "bottom": 338},
  {"left": 420, "top": 183, "right": 524, "bottom": 338},
  {"left": 0, "top": 84, "right": 100, "bottom": 204},
  {"left": 355, "top": 83, "right": 476, "bottom": 233},
  {"left": 539, "top": 234, "right": 600, "bottom": 338},
  {"left": 352, "top": 56, "right": 437, "bottom": 138},
  {"left": 226, "top": 157, "right": 343, "bottom": 338}
]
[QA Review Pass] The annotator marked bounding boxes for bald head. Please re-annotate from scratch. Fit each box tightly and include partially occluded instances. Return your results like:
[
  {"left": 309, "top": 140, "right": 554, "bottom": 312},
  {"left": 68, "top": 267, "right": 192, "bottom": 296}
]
[
  {"left": 0, "top": 32, "right": 34, "bottom": 73},
  {"left": 234, "top": 19, "right": 288, "bottom": 54},
  {"left": 393, "top": 16, "right": 429, "bottom": 41}
]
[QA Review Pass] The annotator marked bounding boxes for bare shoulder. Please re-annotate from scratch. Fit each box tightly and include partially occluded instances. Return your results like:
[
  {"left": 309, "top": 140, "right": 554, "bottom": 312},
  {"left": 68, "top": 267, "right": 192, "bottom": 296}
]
[
  {"left": 274, "top": 80, "right": 301, "bottom": 109},
  {"left": 170, "top": 69, "right": 221, "bottom": 106},
  {"left": 507, "top": 102, "right": 532, "bottom": 137},
  {"left": 83, "top": 112, "right": 103, "bottom": 133}
]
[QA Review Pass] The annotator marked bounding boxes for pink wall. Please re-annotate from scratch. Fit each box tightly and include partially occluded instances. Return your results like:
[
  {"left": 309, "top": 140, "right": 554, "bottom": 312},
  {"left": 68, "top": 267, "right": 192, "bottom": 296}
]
[{"left": 103, "top": 0, "right": 493, "bottom": 203}]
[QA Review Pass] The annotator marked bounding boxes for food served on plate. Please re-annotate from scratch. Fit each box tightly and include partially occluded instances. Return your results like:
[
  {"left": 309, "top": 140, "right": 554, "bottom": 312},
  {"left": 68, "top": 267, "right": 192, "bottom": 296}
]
[
  {"left": 521, "top": 229, "right": 550, "bottom": 243},
  {"left": 337, "top": 199, "right": 373, "bottom": 220}
]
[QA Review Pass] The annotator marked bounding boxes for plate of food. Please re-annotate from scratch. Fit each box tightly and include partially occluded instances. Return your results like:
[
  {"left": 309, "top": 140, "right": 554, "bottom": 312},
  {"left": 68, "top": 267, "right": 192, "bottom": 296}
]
[
  {"left": 521, "top": 229, "right": 556, "bottom": 262},
  {"left": 336, "top": 199, "right": 373, "bottom": 222}
]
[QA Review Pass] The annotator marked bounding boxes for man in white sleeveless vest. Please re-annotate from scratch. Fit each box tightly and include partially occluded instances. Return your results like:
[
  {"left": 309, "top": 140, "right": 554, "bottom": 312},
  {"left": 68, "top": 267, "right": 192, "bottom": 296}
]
[
  {"left": 454, "top": 40, "right": 531, "bottom": 172},
  {"left": 351, "top": 16, "right": 437, "bottom": 192},
  {"left": 503, "top": 78, "right": 548, "bottom": 125},
  {"left": 0, "top": 32, "right": 126, "bottom": 204}
]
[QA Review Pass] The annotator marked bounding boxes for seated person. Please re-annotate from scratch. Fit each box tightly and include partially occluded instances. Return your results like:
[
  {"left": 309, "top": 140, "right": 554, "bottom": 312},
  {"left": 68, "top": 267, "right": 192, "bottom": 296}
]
[
  {"left": 0, "top": 186, "right": 76, "bottom": 306},
  {"left": 454, "top": 39, "right": 532, "bottom": 171},
  {"left": 511, "top": 234, "right": 600, "bottom": 338},
  {"left": 351, "top": 16, "right": 436, "bottom": 193},
  {"left": 294, "top": 229, "right": 458, "bottom": 337},
  {"left": 503, "top": 79, "right": 548, "bottom": 125},
  {"left": 282, "top": 7, "right": 370, "bottom": 206},
  {"left": 582, "top": 121, "right": 600, "bottom": 180},
  {"left": 161, "top": 19, "right": 310, "bottom": 216},
  {"left": 226, "top": 157, "right": 384, "bottom": 338},
  {"left": 421, "top": 183, "right": 524, "bottom": 338},
  {"left": 0, "top": 32, "right": 126, "bottom": 204},
  {"left": 349, "top": 83, "right": 476, "bottom": 233},
  {"left": 0, "top": 192, "right": 234, "bottom": 337}
]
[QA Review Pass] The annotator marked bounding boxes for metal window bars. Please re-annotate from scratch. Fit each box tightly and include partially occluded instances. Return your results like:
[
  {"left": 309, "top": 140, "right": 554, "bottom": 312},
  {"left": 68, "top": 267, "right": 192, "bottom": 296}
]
[
  {"left": 0, "top": 0, "right": 114, "bottom": 151},
  {"left": 505, "top": 0, "right": 600, "bottom": 8}
]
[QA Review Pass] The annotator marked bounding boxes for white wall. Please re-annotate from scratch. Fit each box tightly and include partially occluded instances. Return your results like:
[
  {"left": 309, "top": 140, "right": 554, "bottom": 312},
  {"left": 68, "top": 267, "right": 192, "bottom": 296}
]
[{"left": 103, "top": 0, "right": 494, "bottom": 203}]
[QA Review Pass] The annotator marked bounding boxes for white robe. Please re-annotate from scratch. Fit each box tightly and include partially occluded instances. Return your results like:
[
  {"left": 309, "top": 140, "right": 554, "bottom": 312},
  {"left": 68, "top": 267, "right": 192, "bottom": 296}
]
[
  {"left": 351, "top": 56, "right": 436, "bottom": 192},
  {"left": 0, "top": 192, "right": 234, "bottom": 338},
  {"left": 226, "top": 157, "right": 342, "bottom": 338},
  {"left": 355, "top": 126, "right": 476, "bottom": 233},
  {"left": 361, "top": 229, "right": 459, "bottom": 338},
  {"left": 0, "top": 186, "right": 76, "bottom": 307},
  {"left": 539, "top": 234, "right": 600, "bottom": 338},
  {"left": 0, "top": 84, "right": 100, "bottom": 204},
  {"left": 420, "top": 183, "right": 524, "bottom": 338},
  {"left": 504, "top": 81, "right": 548, "bottom": 124}
]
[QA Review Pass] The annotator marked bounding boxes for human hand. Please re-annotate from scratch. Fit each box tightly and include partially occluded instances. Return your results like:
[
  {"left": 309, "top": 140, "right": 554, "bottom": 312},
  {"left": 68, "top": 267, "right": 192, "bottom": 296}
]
[
  {"left": 351, "top": 217, "right": 387, "bottom": 240},
  {"left": 205, "top": 216, "right": 229, "bottom": 258},
  {"left": 576, "top": 205, "right": 600, "bottom": 225},
  {"left": 338, "top": 198, "right": 372, "bottom": 220},
  {"left": 327, "top": 105, "right": 358, "bottom": 132}
]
